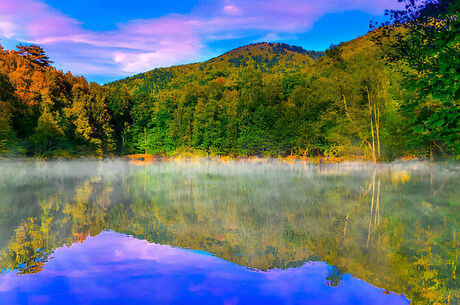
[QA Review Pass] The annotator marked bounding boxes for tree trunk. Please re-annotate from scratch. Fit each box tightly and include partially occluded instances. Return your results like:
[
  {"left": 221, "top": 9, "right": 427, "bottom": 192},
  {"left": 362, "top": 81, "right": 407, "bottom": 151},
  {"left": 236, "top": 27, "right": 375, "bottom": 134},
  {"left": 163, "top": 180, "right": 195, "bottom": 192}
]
[
  {"left": 367, "top": 169, "right": 376, "bottom": 248},
  {"left": 342, "top": 93, "right": 373, "bottom": 154},
  {"left": 144, "top": 127, "right": 147, "bottom": 155},
  {"left": 375, "top": 105, "right": 381, "bottom": 159},
  {"left": 430, "top": 143, "right": 433, "bottom": 162},
  {"left": 433, "top": 140, "right": 449, "bottom": 160},
  {"left": 367, "top": 86, "right": 376, "bottom": 163}
]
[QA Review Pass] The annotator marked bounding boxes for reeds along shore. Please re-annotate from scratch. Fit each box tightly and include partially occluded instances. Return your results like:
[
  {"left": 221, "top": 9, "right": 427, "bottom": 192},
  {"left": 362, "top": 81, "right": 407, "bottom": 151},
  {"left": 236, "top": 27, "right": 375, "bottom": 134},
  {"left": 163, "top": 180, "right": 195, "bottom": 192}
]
[{"left": 124, "top": 152, "right": 428, "bottom": 166}]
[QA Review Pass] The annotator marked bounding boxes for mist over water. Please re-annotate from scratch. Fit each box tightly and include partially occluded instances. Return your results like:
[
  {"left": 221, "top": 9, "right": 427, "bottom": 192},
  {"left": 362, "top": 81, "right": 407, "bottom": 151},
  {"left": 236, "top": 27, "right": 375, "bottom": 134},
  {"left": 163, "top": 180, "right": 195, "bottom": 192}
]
[{"left": 0, "top": 159, "right": 458, "bottom": 304}]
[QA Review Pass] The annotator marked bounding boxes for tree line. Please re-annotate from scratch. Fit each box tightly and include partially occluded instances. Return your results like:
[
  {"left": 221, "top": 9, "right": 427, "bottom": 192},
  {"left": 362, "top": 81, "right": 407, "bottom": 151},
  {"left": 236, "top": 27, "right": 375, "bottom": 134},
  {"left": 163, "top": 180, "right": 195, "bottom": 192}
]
[{"left": 0, "top": 0, "right": 458, "bottom": 160}]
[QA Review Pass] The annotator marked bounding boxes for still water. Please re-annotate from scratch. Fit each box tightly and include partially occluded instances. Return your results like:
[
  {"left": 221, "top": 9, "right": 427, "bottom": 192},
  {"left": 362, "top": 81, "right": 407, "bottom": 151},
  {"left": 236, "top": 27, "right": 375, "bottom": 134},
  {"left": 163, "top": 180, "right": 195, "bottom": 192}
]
[{"left": 0, "top": 160, "right": 458, "bottom": 304}]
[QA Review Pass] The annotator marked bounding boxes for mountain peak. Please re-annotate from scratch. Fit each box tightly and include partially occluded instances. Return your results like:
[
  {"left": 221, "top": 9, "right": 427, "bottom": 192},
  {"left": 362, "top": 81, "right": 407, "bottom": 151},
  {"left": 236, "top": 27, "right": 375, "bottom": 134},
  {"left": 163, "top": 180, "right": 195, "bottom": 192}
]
[
  {"left": 110, "top": 42, "right": 324, "bottom": 91},
  {"left": 224, "top": 42, "right": 308, "bottom": 55},
  {"left": 212, "top": 42, "right": 324, "bottom": 62}
]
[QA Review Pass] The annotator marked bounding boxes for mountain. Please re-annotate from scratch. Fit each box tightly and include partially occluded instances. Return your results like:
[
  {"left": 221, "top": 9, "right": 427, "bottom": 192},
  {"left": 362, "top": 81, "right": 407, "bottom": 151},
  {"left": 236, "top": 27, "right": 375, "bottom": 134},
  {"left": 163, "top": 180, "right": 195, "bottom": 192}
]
[{"left": 108, "top": 43, "right": 325, "bottom": 94}]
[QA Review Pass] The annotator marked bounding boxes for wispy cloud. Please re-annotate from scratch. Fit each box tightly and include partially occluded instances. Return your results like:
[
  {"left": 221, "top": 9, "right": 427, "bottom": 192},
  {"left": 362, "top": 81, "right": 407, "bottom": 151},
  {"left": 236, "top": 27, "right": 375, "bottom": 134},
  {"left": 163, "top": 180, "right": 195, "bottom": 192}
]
[
  {"left": 0, "top": 0, "right": 402, "bottom": 82},
  {"left": 0, "top": 0, "right": 204, "bottom": 80}
]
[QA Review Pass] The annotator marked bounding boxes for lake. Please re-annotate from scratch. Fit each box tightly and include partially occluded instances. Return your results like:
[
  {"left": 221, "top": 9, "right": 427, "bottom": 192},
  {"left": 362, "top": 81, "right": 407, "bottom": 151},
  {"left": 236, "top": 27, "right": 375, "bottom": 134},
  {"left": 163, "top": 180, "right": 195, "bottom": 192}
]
[{"left": 0, "top": 159, "right": 458, "bottom": 304}]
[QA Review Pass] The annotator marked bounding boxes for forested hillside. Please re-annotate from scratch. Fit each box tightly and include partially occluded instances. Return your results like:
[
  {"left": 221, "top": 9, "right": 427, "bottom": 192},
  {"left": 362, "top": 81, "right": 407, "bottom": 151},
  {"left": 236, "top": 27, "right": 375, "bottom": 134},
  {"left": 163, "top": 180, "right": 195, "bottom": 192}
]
[
  {"left": 110, "top": 43, "right": 324, "bottom": 94},
  {"left": 0, "top": 0, "right": 458, "bottom": 160},
  {"left": 0, "top": 45, "right": 114, "bottom": 157}
]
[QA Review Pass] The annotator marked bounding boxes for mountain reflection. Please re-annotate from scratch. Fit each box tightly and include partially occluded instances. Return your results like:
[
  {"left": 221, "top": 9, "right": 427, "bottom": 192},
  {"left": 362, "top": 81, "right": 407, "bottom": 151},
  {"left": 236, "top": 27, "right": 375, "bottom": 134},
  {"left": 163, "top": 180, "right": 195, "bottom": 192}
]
[
  {"left": 0, "top": 160, "right": 458, "bottom": 304},
  {"left": 0, "top": 231, "right": 409, "bottom": 305}
]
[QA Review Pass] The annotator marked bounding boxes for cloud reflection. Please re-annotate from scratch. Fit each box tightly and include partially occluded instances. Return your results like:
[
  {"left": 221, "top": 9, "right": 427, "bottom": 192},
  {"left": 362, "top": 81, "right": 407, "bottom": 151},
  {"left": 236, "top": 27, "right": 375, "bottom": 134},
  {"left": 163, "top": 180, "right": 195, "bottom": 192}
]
[{"left": 0, "top": 231, "right": 409, "bottom": 305}]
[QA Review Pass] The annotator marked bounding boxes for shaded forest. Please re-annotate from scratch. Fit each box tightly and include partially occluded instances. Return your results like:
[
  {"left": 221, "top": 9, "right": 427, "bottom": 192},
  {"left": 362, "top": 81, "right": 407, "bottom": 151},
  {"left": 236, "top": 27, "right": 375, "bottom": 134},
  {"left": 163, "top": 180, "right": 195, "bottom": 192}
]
[{"left": 0, "top": 0, "right": 458, "bottom": 160}]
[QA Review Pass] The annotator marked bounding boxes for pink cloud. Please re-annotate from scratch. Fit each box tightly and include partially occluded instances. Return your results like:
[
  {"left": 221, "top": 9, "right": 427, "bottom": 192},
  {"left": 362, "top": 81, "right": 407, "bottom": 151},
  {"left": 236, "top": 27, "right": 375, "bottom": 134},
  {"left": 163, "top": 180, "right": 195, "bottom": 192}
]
[
  {"left": 223, "top": 5, "right": 242, "bottom": 16},
  {"left": 0, "top": 0, "right": 203, "bottom": 78},
  {"left": 0, "top": 20, "right": 15, "bottom": 38},
  {"left": 0, "top": 0, "right": 80, "bottom": 40}
]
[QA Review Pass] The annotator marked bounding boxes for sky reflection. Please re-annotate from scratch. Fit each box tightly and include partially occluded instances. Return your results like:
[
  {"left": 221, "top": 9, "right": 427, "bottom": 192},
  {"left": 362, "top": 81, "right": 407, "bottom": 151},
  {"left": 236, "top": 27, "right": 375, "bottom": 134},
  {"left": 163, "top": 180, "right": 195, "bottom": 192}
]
[{"left": 0, "top": 231, "right": 409, "bottom": 305}]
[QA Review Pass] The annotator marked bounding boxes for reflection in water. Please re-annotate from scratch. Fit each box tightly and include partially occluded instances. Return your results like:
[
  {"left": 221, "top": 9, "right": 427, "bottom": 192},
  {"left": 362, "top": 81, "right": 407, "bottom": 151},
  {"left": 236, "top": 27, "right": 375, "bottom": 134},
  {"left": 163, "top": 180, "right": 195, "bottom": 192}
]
[
  {"left": 0, "top": 231, "right": 409, "bottom": 305},
  {"left": 0, "top": 160, "right": 458, "bottom": 304}
]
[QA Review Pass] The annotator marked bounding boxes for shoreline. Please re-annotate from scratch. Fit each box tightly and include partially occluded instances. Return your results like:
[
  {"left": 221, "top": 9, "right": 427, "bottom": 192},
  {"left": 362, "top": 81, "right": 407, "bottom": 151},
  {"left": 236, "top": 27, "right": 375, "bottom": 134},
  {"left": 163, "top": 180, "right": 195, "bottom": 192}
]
[{"left": 0, "top": 152, "right": 448, "bottom": 165}]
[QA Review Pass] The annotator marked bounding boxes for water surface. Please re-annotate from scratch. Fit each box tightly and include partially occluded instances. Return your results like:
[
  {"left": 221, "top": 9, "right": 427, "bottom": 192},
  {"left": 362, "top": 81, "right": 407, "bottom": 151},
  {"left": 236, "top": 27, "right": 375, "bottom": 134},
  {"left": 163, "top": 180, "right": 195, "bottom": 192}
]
[{"left": 0, "top": 160, "right": 458, "bottom": 304}]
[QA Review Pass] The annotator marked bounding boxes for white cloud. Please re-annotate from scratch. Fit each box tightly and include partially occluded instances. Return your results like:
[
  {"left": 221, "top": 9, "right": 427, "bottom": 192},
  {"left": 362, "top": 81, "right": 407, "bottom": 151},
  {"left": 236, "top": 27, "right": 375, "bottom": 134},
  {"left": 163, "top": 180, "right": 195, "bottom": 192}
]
[{"left": 0, "top": 20, "right": 15, "bottom": 38}]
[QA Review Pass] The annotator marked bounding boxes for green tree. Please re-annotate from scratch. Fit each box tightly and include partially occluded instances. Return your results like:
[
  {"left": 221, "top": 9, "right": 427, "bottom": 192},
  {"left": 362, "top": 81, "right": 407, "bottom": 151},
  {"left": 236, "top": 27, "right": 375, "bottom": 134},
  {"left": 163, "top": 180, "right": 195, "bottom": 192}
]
[
  {"left": 0, "top": 75, "right": 16, "bottom": 153},
  {"left": 383, "top": 0, "right": 460, "bottom": 159},
  {"left": 32, "top": 93, "right": 65, "bottom": 156}
]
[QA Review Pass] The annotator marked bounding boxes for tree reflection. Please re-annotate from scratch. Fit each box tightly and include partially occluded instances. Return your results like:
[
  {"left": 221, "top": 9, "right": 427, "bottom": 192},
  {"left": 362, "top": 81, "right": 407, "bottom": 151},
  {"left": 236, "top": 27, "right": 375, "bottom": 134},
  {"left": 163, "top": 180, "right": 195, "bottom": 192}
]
[
  {"left": 0, "top": 161, "right": 458, "bottom": 304},
  {"left": 326, "top": 266, "right": 345, "bottom": 287}
]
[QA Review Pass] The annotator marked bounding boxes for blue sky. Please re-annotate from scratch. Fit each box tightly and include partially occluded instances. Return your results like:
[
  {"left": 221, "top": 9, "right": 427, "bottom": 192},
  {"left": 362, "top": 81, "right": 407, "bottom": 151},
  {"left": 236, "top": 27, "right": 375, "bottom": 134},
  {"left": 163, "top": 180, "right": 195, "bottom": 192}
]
[{"left": 0, "top": 0, "right": 402, "bottom": 84}]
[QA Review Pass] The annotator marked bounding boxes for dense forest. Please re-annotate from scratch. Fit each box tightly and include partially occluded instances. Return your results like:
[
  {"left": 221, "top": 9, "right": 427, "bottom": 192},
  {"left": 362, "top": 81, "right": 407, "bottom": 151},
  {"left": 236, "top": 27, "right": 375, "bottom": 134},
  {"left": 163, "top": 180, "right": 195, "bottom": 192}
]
[{"left": 0, "top": 0, "right": 458, "bottom": 160}]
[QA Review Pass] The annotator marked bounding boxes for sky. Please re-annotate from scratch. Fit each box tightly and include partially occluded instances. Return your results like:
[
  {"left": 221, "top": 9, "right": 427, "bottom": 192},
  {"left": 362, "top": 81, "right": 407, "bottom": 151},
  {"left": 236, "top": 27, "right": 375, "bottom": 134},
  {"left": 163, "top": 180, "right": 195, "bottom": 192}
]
[{"left": 0, "top": 0, "right": 403, "bottom": 84}]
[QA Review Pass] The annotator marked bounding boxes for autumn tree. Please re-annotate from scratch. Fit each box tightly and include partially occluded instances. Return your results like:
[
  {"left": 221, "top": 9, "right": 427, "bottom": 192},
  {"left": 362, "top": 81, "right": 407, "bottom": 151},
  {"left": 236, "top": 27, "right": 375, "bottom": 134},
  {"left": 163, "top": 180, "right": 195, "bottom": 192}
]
[{"left": 16, "top": 44, "right": 53, "bottom": 67}]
